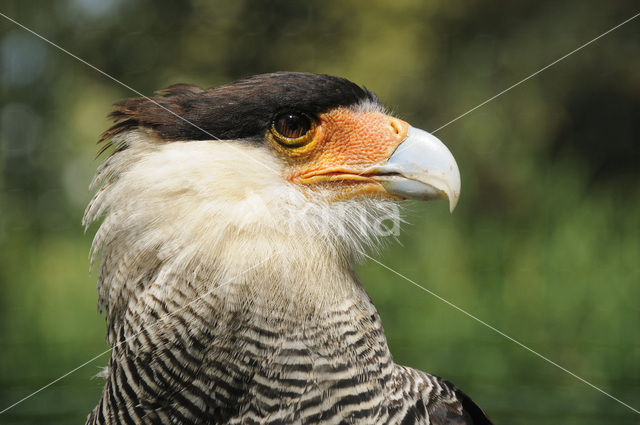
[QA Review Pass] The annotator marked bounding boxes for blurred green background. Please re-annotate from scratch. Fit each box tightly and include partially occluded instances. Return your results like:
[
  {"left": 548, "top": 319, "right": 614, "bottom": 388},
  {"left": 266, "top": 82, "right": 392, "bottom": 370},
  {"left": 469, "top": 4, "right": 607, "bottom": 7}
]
[{"left": 1, "top": 1, "right": 639, "bottom": 424}]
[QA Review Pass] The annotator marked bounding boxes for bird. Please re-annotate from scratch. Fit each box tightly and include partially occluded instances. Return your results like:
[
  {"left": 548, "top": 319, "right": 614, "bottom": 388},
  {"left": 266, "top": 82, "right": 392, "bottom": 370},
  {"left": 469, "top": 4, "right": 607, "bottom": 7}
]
[{"left": 83, "top": 72, "right": 492, "bottom": 425}]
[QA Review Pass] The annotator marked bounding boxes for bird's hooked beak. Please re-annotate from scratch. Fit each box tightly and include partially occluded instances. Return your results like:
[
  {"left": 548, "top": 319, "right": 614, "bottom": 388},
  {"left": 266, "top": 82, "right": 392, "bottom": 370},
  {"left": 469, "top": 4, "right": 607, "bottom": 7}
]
[{"left": 365, "top": 126, "right": 461, "bottom": 212}]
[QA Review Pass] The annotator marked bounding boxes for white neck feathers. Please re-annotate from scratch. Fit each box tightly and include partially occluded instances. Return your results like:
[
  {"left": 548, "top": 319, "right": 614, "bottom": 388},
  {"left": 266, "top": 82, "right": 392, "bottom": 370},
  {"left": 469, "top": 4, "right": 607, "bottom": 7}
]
[{"left": 84, "top": 132, "right": 399, "bottom": 322}]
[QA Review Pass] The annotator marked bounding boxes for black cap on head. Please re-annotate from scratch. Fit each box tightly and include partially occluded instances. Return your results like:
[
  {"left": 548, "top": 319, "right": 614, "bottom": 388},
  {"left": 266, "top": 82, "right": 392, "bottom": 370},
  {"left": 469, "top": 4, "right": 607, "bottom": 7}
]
[{"left": 102, "top": 72, "right": 379, "bottom": 144}]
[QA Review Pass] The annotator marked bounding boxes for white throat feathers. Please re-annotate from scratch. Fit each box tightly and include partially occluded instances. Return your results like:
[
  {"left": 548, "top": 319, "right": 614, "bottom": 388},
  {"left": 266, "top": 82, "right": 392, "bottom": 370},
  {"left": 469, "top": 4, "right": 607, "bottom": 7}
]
[{"left": 84, "top": 130, "right": 401, "bottom": 334}]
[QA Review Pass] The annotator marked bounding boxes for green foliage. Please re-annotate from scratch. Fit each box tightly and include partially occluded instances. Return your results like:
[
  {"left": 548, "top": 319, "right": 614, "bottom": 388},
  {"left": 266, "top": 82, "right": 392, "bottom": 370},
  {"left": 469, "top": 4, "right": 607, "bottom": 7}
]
[{"left": 1, "top": 1, "right": 638, "bottom": 423}]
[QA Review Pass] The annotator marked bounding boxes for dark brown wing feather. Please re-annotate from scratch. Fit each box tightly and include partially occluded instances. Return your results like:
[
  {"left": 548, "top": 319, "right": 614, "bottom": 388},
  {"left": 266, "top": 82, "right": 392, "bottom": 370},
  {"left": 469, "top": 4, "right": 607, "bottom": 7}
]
[{"left": 427, "top": 379, "right": 494, "bottom": 425}]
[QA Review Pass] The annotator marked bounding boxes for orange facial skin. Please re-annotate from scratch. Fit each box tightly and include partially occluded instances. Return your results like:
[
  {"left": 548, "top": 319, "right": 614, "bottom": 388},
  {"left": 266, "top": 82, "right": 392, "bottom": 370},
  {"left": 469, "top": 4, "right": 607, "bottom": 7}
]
[{"left": 268, "top": 107, "right": 410, "bottom": 199}]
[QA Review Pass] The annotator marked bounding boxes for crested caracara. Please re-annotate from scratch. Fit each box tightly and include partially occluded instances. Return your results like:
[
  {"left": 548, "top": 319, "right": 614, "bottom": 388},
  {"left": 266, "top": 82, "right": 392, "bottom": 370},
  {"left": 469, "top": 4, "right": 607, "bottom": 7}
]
[{"left": 84, "top": 72, "right": 491, "bottom": 425}]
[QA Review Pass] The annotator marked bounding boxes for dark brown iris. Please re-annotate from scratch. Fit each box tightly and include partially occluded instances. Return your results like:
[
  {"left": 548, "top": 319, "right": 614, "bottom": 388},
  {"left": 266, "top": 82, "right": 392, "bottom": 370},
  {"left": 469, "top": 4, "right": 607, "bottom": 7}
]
[{"left": 273, "top": 112, "right": 312, "bottom": 140}]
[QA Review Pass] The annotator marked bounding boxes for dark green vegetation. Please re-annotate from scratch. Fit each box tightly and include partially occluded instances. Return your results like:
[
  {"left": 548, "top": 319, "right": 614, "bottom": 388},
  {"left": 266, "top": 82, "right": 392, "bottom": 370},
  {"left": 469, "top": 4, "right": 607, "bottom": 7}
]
[{"left": 1, "top": 1, "right": 638, "bottom": 423}]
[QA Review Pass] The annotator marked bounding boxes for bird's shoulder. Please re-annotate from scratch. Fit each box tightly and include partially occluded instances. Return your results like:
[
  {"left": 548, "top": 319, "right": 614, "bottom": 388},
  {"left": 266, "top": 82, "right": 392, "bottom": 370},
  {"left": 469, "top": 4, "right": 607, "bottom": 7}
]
[{"left": 393, "top": 365, "right": 493, "bottom": 425}]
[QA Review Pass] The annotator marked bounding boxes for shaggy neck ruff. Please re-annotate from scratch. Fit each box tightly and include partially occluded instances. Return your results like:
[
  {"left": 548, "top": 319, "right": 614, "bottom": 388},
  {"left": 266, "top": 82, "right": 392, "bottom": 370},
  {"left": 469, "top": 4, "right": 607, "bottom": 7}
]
[{"left": 84, "top": 131, "right": 400, "bottom": 327}]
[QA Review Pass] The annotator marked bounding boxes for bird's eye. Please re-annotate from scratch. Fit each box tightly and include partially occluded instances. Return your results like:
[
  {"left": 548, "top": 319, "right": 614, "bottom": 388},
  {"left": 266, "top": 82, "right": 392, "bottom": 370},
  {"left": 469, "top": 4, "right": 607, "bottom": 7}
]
[{"left": 271, "top": 112, "right": 313, "bottom": 146}]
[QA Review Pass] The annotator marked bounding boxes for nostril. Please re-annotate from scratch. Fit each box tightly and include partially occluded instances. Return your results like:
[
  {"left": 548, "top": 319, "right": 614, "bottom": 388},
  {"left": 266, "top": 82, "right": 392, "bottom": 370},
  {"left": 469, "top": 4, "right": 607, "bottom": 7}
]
[{"left": 389, "top": 120, "right": 401, "bottom": 136}]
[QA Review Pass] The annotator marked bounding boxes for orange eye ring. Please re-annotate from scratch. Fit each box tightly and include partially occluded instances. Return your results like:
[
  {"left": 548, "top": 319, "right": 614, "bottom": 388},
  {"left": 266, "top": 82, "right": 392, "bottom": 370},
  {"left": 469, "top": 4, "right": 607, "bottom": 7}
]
[{"left": 270, "top": 112, "right": 315, "bottom": 147}]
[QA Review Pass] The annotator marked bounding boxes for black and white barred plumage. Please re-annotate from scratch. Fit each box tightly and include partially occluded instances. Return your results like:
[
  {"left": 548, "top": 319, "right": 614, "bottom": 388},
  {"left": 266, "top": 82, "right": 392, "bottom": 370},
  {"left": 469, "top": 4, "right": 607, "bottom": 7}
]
[{"left": 85, "top": 72, "right": 491, "bottom": 424}]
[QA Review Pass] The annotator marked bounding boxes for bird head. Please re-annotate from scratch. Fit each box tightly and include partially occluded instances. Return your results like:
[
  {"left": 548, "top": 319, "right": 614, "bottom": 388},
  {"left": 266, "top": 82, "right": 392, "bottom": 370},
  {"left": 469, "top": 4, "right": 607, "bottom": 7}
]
[
  {"left": 97, "top": 72, "right": 459, "bottom": 204},
  {"left": 261, "top": 95, "right": 460, "bottom": 211},
  {"left": 84, "top": 72, "right": 460, "bottom": 309}
]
